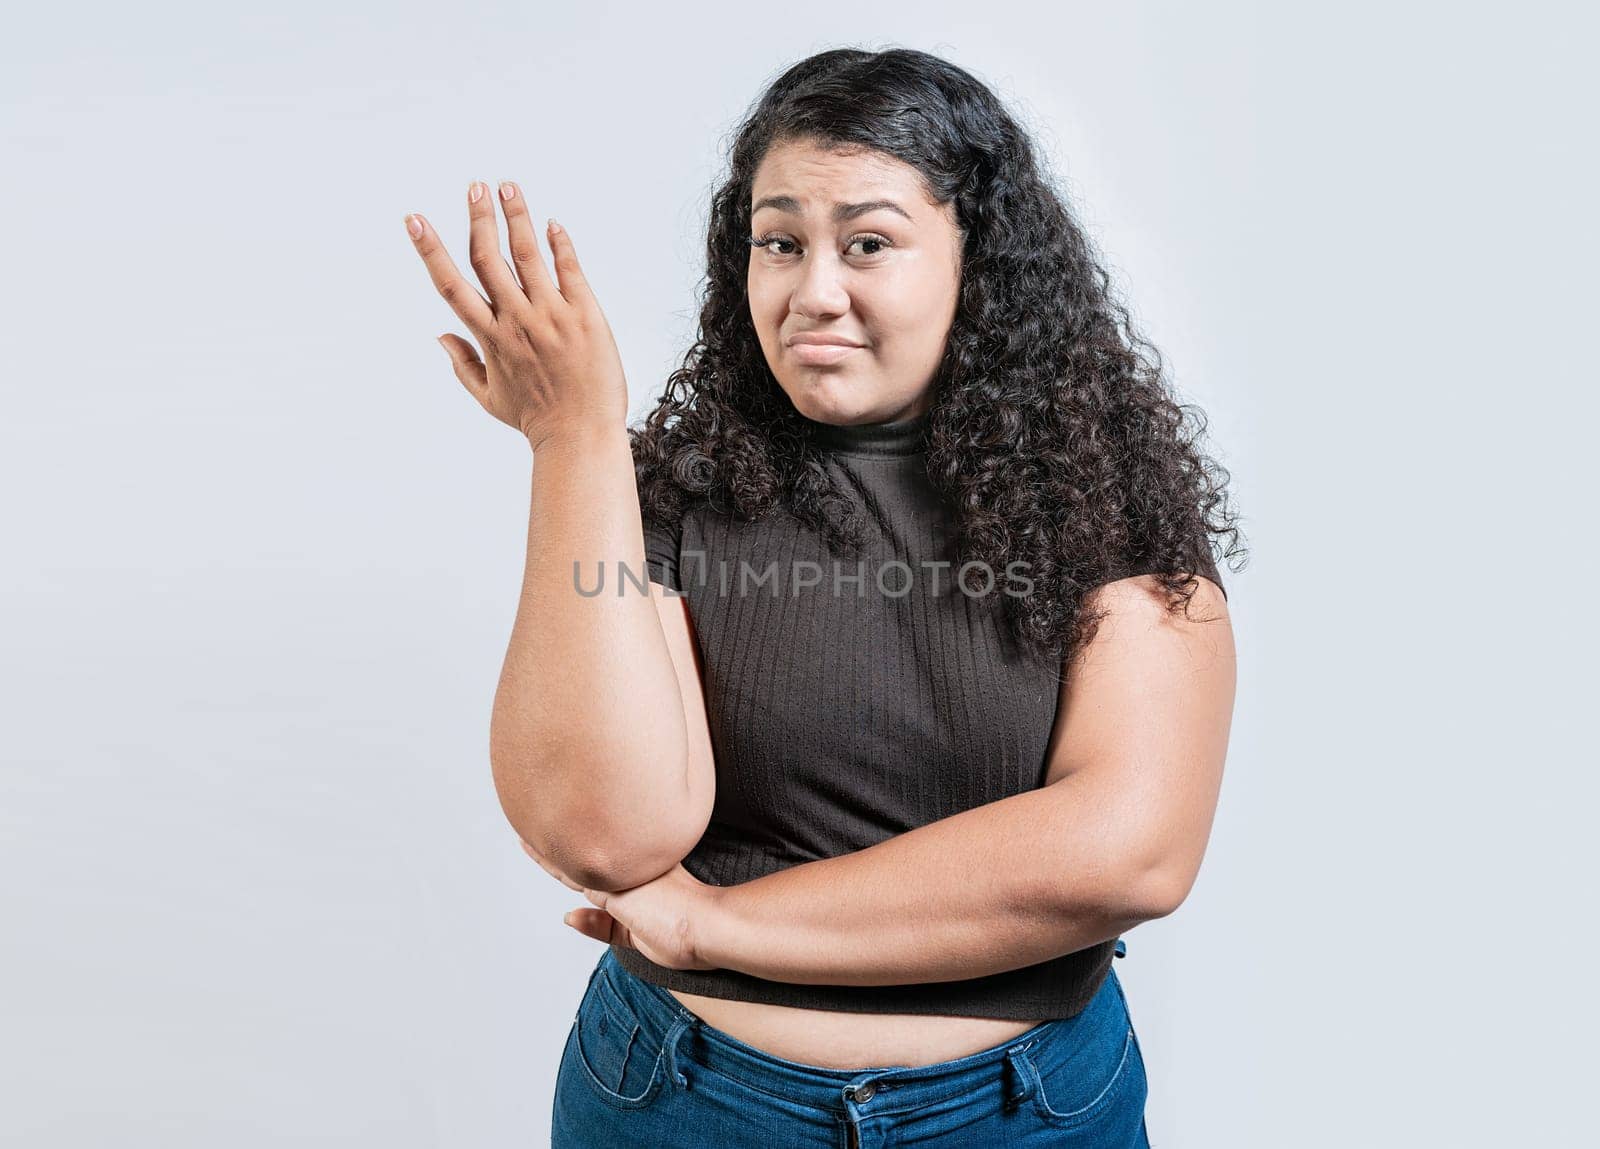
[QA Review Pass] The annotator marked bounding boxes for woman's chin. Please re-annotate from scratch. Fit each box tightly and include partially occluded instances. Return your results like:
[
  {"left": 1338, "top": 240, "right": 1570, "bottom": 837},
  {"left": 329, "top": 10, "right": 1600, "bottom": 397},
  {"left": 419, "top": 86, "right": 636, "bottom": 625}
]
[{"left": 780, "top": 376, "right": 880, "bottom": 423}]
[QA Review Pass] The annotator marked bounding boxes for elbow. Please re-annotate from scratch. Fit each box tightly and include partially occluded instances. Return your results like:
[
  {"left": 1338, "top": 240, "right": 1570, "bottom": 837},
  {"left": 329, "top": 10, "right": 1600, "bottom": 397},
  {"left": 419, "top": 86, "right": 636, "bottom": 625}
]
[
  {"left": 535, "top": 807, "right": 704, "bottom": 891},
  {"left": 1097, "top": 821, "right": 1206, "bottom": 922},
  {"left": 1112, "top": 857, "right": 1195, "bottom": 922},
  {"left": 577, "top": 783, "right": 709, "bottom": 890},
  {"left": 491, "top": 754, "right": 703, "bottom": 894},
  {"left": 1082, "top": 835, "right": 1196, "bottom": 923},
  {"left": 506, "top": 812, "right": 697, "bottom": 893},
  {"left": 567, "top": 838, "right": 698, "bottom": 893}
]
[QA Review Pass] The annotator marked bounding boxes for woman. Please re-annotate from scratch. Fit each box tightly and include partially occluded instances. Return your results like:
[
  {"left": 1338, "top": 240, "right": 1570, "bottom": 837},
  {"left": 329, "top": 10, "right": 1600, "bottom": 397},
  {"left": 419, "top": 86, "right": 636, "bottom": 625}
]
[{"left": 407, "top": 46, "right": 1240, "bottom": 1149}]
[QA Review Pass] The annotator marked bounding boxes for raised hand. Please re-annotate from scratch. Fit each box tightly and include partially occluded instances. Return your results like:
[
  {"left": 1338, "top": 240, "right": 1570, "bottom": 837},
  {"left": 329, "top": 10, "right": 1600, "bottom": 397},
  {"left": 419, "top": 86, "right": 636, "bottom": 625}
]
[{"left": 405, "top": 181, "right": 627, "bottom": 450}]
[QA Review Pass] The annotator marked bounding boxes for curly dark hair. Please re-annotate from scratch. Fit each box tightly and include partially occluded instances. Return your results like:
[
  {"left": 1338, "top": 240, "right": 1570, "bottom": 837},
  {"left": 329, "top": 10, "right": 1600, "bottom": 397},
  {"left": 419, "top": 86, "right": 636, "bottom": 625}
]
[{"left": 630, "top": 46, "right": 1246, "bottom": 671}]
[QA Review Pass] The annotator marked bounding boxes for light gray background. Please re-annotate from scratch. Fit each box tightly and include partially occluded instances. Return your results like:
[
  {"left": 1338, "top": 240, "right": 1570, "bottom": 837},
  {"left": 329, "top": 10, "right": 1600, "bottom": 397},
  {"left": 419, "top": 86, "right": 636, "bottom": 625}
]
[{"left": 4, "top": 2, "right": 1594, "bottom": 1145}]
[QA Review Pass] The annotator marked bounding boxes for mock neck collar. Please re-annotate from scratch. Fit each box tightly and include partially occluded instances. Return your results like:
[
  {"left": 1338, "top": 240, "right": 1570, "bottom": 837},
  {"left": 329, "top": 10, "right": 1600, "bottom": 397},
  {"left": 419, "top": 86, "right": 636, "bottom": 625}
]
[{"left": 802, "top": 409, "right": 929, "bottom": 458}]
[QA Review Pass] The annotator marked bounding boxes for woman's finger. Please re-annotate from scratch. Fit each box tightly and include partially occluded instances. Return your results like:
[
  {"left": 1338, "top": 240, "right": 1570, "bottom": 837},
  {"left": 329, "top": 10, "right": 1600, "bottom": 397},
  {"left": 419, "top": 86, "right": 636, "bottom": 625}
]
[
  {"left": 496, "top": 181, "right": 559, "bottom": 301},
  {"left": 564, "top": 906, "right": 625, "bottom": 947},
  {"left": 436, "top": 334, "right": 488, "bottom": 399},
  {"left": 405, "top": 212, "right": 494, "bottom": 336},
  {"left": 544, "top": 220, "right": 596, "bottom": 309},
  {"left": 464, "top": 179, "right": 525, "bottom": 314}
]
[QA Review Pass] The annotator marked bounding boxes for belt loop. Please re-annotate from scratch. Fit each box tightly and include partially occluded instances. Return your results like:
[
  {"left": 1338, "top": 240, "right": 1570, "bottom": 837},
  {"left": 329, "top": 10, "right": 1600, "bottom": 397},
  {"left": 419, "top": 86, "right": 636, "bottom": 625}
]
[
  {"left": 661, "top": 1011, "right": 694, "bottom": 1090},
  {"left": 1002, "top": 1044, "right": 1036, "bottom": 1110}
]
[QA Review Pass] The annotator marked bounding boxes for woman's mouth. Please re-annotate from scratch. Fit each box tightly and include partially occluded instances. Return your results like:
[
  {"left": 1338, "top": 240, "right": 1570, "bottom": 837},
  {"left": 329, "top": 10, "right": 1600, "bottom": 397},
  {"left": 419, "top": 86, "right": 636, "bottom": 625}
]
[{"left": 790, "top": 343, "right": 861, "bottom": 366}]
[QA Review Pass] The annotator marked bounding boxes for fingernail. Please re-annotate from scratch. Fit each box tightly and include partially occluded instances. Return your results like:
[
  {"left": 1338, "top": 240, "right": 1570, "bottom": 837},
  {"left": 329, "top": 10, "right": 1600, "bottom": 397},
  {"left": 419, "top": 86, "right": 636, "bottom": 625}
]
[
  {"left": 499, "top": 181, "right": 516, "bottom": 201},
  {"left": 547, "top": 217, "right": 562, "bottom": 234},
  {"left": 562, "top": 911, "right": 574, "bottom": 925},
  {"left": 469, "top": 180, "right": 484, "bottom": 204},
  {"left": 405, "top": 214, "right": 423, "bottom": 239}
]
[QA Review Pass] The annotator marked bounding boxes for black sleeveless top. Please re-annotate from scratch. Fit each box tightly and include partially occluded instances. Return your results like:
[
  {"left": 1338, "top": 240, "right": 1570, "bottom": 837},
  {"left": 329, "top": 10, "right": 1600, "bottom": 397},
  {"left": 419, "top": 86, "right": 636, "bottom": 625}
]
[{"left": 614, "top": 409, "right": 1223, "bottom": 1018}]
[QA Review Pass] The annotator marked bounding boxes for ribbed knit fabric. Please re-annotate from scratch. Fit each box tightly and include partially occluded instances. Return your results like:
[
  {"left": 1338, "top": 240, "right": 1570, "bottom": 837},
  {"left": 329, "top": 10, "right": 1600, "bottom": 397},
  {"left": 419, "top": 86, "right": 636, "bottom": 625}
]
[{"left": 618, "top": 409, "right": 1223, "bottom": 1019}]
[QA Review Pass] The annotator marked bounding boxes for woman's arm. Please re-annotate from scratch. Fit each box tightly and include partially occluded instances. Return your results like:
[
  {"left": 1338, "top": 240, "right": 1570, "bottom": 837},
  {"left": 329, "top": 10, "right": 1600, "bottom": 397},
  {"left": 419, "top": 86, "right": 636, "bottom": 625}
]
[
  {"left": 693, "top": 574, "right": 1235, "bottom": 984},
  {"left": 409, "top": 187, "right": 714, "bottom": 894},
  {"left": 490, "top": 427, "right": 713, "bottom": 893}
]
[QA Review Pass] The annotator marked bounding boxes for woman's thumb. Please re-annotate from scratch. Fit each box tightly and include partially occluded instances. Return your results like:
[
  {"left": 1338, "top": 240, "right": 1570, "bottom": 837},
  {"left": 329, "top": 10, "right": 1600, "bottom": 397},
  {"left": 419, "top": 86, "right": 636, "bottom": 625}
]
[{"left": 436, "top": 333, "right": 487, "bottom": 396}]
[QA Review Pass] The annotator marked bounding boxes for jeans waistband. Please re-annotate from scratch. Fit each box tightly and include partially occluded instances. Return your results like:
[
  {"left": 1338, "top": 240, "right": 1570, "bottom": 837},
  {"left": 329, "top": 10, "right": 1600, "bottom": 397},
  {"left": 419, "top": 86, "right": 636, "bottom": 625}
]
[{"left": 591, "top": 945, "right": 1121, "bottom": 1119}]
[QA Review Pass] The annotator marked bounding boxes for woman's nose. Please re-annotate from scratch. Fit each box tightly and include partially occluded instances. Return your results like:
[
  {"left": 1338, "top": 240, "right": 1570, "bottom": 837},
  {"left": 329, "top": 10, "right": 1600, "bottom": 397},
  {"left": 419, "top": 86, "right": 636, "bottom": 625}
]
[{"left": 790, "top": 253, "right": 851, "bottom": 318}]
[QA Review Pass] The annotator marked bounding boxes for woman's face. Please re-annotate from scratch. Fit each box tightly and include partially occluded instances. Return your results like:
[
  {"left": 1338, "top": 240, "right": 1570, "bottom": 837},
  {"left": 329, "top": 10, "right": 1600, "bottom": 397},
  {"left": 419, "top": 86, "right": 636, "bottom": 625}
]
[{"left": 746, "top": 139, "right": 964, "bottom": 426}]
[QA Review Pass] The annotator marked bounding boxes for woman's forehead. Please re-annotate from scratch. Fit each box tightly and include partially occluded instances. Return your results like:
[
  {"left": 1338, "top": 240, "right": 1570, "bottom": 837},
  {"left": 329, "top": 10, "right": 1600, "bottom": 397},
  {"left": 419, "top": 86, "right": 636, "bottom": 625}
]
[{"left": 753, "top": 142, "right": 920, "bottom": 197}]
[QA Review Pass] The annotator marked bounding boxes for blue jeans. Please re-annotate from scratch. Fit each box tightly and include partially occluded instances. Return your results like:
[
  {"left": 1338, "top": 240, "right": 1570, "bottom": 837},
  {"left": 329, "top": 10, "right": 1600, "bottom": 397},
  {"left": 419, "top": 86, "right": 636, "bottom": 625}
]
[{"left": 551, "top": 940, "right": 1152, "bottom": 1147}]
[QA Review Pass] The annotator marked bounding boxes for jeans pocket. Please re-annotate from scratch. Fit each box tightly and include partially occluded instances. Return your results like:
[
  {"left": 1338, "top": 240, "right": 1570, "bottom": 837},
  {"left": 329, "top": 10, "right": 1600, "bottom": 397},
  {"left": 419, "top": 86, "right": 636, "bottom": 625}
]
[
  {"left": 1021, "top": 975, "right": 1149, "bottom": 1134},
  {"left": 1028, "top": 1025, "right": 1146, "bottom": 1132},
  {"left": 571, "top": 967, "right": 666, "bottom": 1110}
]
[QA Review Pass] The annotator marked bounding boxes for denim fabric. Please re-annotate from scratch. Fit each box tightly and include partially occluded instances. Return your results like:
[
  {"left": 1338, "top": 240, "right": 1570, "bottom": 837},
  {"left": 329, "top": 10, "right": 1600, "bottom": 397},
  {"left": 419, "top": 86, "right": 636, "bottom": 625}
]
[{"left": 551, "top": 941, "right": 1151, "bottom": 1147}]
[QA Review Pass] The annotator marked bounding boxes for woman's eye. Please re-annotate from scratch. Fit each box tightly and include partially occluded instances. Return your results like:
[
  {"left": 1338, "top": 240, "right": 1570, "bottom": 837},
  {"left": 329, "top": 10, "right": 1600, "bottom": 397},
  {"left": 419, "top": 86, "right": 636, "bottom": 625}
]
[
  {"left": 749, "top": 234, "right": 891, "bottom": 259},
  {"left": 751, "top": 235, "right": 798, "bottom": 256}
]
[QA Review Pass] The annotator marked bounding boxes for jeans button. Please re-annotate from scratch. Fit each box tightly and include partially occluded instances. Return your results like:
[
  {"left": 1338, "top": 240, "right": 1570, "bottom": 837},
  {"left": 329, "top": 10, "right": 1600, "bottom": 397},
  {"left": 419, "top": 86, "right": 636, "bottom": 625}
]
[{"left": 854, "top": 1082, "right": 876, "bottom": 1102}]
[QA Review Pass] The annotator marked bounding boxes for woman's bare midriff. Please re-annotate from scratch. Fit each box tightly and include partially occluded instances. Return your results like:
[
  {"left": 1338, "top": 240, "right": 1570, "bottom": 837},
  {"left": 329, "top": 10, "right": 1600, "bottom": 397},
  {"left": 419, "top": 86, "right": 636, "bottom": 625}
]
[{"left": 666, "top": 988, "right": 1042, "bottom": 1069}]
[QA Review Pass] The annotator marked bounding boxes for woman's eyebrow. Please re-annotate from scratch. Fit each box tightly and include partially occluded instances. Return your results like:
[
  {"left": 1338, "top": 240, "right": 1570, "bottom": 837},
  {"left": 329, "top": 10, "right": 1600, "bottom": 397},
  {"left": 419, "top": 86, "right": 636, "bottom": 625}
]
[{"left": 751, "top": 195, "right": 913, "bottom": 223}]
